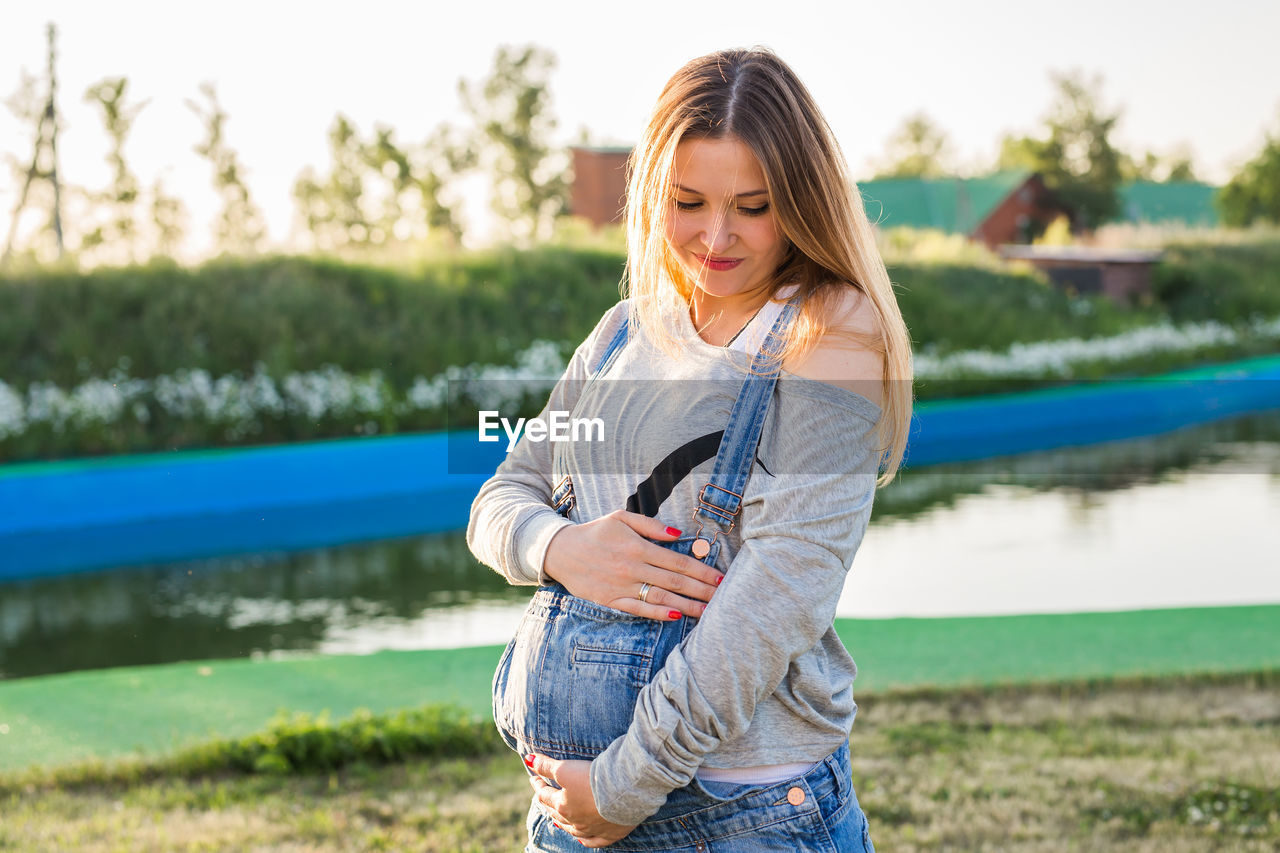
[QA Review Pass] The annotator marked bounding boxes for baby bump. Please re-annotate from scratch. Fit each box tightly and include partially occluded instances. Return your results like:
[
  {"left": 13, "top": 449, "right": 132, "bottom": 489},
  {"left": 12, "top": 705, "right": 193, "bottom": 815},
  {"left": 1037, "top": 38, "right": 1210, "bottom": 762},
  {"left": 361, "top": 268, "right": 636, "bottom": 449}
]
[{"left": 492, "top": 536, "right": 719, "bottom": 759}]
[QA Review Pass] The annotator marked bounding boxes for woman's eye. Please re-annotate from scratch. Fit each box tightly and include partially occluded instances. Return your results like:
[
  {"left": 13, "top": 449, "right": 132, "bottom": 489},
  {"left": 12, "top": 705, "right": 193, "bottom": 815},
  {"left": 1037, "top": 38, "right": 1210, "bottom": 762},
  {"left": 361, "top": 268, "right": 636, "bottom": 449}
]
[
  {"left": 675, "top": 200, "right": 702, "bottom": 211},
  {"left": 738, "top": 205, "right": 769, "bottom": 216}
]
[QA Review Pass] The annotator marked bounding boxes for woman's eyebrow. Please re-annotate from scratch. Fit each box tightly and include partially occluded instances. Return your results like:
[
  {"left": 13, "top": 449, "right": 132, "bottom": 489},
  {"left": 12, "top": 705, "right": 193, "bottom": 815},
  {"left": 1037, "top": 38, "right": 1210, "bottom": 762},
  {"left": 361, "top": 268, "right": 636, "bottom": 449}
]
[{"left": 673, "top": 184, "right": 768, "bottom": 198}]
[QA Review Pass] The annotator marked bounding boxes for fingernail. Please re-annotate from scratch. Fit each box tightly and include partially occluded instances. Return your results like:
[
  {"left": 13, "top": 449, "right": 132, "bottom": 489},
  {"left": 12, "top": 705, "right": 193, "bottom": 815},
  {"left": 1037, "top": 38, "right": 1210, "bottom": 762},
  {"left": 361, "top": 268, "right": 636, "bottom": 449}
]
[
  {"left": 666, "top": 526, "right": 681, "bottom": 536},
  {"left": 553, "top": 822, "right": 562, "bottom": 829},
  {"left": 669, "top": 610, "right": 682, "bottom": 620},
  {"left": 523, "top": 754, "right": 534, "bottom": 768},
  {"left": 715, "top": 575, "right": 724, "bottom": 586}
]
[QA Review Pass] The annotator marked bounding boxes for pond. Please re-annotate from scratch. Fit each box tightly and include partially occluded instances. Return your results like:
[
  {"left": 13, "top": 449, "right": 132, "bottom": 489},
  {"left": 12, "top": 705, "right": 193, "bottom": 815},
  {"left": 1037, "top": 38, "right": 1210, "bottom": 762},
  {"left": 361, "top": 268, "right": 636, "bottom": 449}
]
[{"left": 2, "top": 410, "right": 1279, "bottom": 681}]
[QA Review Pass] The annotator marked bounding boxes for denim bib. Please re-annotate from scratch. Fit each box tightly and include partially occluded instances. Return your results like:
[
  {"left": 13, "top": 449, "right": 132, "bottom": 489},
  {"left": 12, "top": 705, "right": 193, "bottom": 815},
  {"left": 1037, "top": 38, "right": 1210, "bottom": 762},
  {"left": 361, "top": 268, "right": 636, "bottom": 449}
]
[{"left": 493, "top": 298, "right": 797, "bottom": 759}]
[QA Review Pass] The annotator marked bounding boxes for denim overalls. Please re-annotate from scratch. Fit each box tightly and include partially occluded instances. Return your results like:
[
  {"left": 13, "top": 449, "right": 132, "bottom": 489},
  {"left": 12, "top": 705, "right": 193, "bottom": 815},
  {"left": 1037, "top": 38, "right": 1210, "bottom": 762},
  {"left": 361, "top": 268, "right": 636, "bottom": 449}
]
[{"left": 492, "top": 298, "right": 875, "bottom": 852}]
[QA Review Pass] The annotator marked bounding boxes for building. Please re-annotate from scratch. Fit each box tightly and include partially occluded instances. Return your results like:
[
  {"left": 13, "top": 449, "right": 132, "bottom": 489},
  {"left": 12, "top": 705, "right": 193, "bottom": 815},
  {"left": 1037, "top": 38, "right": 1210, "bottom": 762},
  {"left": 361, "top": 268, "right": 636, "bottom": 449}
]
[
  {"left": 997, "top": 245, "right": 1163, "bottom": 305},
  {"left": 1116, "top": 181, "right": 1218, "bottom": 227},
  {"left": 857, "top": 171, "right": 1070, "bottom": 249},
  {"left": 569, "top": 146, "right": 631, "bottom": 226}
]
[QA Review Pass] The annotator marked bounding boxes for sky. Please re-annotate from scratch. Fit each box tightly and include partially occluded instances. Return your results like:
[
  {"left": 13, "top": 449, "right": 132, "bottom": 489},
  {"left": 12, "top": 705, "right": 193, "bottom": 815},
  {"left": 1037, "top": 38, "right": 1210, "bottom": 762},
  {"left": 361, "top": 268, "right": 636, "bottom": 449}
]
[{"left": 2, "top": 0, "right": 1278, "bottom": 257}]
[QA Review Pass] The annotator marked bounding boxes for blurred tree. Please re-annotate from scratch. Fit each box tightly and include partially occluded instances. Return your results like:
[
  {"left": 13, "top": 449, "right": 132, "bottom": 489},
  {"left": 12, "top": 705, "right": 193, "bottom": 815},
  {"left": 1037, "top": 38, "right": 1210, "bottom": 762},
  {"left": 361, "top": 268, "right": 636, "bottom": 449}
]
[
  {"left": 1121, "top": 150, "right": 1162, "bottom": 182},
  {"left": 1165, "top": 154, "right": 1198, "bottom": 183},
  {"left": 148, "top": 175, "right": 187, "bottom": 258},
  {"left": 874, "top": 112, "right": 955, "bottom": 178},
  {"left": 186, "top": 82, "right": 265, "bottom": 254},
  {"left": 1120, "top": 145, "right": 1199, "bottom": 183},
  {"left": 1217, "top": 119, "right": 1280, "bottom": 226},
  {"left": 81, "top": 76, "right": 147, "bottom": 263},
  {"left": 293, "top": 117, "right": 469, "bottom": 251},
  {"left": 997, "top": 70, "right": 1123, "bottom": 230},
  {"left": 460, "top": 44, "right": 567, "bottom": 243},
  {"left": 418, "top": 124, "right": 473, "bottom": 243},
  {"left": 294, "top": 114, "right": 371, "bottom": 249},
  {"left": 2, "top": 24, "right": 66, "bottom": 266}
]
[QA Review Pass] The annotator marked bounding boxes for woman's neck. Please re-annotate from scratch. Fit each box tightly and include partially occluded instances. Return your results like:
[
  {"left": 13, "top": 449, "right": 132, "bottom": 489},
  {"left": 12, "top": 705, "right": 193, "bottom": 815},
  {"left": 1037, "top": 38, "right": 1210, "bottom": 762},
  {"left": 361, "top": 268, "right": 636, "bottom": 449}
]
[{"left": 688, "top": 286, "right": 773, "bottom": 347}]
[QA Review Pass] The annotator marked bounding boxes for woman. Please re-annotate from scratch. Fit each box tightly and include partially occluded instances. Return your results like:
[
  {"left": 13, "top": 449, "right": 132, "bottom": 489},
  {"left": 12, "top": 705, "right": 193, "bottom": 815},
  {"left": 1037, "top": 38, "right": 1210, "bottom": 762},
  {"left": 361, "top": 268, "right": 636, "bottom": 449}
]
[{"left": 468, "top": 47, "right": 912, "bottom": 851}]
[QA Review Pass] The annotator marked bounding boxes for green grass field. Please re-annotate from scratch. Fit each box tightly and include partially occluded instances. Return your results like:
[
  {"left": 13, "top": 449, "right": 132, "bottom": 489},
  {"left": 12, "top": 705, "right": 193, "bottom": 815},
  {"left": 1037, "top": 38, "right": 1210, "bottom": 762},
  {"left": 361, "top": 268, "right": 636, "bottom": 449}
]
[
  {"left": 2, "top": 672, "right": 1276, "bottom": 851},
  {"left": 2, "top": 604, "right": 1277, "bottom": 772}
]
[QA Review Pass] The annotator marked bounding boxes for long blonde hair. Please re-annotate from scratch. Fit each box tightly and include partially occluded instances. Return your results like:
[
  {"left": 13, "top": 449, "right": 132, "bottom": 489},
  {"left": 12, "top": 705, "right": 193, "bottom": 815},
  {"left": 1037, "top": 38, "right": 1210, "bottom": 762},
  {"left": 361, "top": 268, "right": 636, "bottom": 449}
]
[{"left": 623, "top": 47, "right": 913, "bottom": 485}]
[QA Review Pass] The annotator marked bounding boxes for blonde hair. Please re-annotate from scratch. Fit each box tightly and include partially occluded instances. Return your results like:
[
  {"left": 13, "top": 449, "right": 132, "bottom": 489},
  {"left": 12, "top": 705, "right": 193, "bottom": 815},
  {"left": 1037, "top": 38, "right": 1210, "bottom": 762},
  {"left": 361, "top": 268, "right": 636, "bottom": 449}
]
[{"left": 623, "top": 47, "right": 914, "bottom": 485}]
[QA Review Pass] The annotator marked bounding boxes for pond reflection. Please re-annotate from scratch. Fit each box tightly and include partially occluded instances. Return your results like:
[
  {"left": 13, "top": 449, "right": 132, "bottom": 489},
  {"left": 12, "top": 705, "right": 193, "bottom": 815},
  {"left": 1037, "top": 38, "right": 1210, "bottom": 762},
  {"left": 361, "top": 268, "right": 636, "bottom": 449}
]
[{"left": 2, "top": 411, "right": 1278, "bottom": 680}]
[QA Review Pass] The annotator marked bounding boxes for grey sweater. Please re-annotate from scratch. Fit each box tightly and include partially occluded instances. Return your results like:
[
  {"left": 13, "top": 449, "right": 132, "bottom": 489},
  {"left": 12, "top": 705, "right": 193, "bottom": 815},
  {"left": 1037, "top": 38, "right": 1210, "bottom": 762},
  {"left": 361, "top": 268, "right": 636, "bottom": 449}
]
[{"left": 466, "top": 298, "right": 882, "bottom": 825}]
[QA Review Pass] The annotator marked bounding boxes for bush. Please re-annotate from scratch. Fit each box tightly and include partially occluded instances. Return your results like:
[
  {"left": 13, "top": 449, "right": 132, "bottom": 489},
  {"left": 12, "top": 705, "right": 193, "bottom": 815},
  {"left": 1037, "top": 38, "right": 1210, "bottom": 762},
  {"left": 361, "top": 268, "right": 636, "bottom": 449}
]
[
  {"left": 175, "top": 705, "right": 505, "bottom": 775},
  {"left": 3, "top": 242, "right": 1279, "bottom": 462}
]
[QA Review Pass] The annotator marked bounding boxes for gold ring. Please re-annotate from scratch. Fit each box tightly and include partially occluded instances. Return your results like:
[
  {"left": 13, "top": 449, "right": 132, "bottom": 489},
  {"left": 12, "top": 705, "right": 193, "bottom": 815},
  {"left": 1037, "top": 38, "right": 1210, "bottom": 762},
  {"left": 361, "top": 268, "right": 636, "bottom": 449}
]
[{"left": 638, "top": 582, "right": 653, "bottom": 603}]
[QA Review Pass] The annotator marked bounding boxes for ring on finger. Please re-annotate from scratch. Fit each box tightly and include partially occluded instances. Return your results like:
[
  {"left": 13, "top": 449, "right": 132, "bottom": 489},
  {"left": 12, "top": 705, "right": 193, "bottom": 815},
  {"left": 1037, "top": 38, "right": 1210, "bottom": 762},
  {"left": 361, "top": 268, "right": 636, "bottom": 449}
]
[{"left": 638, "top": 582, "right": 653, "bottom": 603}]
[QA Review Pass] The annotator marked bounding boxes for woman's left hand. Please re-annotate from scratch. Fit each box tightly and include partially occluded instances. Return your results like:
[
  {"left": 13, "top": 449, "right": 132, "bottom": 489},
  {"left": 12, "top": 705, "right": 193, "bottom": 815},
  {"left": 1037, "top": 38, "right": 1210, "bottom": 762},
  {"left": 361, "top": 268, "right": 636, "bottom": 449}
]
[{"left": 526, "top": 754, "right": 638, "bottom": 848}]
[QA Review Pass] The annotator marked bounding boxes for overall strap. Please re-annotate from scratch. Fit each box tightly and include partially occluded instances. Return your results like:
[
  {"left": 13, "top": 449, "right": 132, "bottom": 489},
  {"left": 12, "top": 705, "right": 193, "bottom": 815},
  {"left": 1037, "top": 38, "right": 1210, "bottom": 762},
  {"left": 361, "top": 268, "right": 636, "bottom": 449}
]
[
  {"left": 690, "top": 295, "right": 802, "bottom": 558},
  {"left": 592, "top": 314, "right": 632, "bottom": 377},
  {"left": 552, "top": 311, "right": 631, "bottom": 515}
]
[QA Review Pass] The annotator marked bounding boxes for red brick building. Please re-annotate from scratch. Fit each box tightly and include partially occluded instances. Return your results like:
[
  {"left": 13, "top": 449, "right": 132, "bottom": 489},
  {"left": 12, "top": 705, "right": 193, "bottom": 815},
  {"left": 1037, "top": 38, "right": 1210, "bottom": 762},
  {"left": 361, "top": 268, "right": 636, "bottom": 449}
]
[
  {"left": 569, "top": 146, "right": 631, "bottom": 226},
  {"left": 858, "top": 171, "right": 1070, "bottom": 249},
  {"left": 997, "top": 246, "right": 1163, "bottom": 304}
]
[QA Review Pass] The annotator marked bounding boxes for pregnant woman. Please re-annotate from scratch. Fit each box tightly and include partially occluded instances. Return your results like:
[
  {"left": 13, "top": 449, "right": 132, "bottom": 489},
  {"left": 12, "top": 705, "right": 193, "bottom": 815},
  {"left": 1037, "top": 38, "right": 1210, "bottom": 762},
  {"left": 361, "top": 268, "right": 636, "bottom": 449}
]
[{"left": 468, "top": 47, "right": 912, "bottom": 851}]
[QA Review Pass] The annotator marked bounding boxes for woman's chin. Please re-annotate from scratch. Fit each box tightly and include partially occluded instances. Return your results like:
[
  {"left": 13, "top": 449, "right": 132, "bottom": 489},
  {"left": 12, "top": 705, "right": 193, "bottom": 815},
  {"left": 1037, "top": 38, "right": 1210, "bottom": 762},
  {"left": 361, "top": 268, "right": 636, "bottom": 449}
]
[{"left": 690, "top": 279, "right": 749, "bottom": 300}]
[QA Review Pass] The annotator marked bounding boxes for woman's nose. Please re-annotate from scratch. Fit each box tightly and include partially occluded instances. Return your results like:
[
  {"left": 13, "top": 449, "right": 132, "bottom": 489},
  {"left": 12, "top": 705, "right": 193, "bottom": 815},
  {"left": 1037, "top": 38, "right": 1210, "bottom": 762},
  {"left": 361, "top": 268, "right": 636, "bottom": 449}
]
[{"left": 698, "top": 215, "right": 734, "bottom": 254}]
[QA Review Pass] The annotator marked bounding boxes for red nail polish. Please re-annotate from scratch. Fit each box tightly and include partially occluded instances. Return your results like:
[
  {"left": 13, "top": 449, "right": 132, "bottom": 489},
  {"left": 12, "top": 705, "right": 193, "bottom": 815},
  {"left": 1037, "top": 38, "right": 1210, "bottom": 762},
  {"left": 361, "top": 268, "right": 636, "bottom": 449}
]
[
  {"left": 666, "top": 526, "right": 682, "bottom": 536},
  {"left": 524, "top": 754, "right": 534, "bottom": 768},
  {"left": 715, "top": 575, "right": 724, "bottom": 586},
  {"left": 669, "top": 610, "right": 682, "bottom": 620}
]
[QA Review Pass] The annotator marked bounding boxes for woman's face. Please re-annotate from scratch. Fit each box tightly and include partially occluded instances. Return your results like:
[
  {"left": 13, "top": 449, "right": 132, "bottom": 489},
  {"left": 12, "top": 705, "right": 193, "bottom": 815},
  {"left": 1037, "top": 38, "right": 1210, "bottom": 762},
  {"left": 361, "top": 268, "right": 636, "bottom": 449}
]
[{"left": 665, "top": 135, "right": 787, "bottom": 301}]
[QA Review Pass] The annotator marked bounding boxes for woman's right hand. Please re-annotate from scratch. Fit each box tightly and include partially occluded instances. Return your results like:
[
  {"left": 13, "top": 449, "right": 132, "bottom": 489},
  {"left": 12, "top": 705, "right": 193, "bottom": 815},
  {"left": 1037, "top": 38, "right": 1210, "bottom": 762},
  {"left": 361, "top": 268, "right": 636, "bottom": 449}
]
[{"left": 542, "top": 510, "right": 724, "bottom": 620}]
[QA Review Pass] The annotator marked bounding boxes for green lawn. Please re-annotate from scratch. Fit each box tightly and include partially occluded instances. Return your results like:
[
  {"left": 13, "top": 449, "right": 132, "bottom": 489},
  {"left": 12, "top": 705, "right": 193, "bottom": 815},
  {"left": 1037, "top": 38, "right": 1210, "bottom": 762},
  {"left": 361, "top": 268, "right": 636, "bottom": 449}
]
[{"left": 2, "top": 604, "right": 1277, "bottom": 773}]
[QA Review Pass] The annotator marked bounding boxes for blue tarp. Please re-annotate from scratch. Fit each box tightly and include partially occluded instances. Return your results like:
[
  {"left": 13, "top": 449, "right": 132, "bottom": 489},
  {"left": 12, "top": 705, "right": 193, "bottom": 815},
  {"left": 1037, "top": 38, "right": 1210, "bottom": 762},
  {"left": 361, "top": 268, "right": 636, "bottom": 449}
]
[{"left": 2, "top": 355, "right": 1279, "bottom": 581}]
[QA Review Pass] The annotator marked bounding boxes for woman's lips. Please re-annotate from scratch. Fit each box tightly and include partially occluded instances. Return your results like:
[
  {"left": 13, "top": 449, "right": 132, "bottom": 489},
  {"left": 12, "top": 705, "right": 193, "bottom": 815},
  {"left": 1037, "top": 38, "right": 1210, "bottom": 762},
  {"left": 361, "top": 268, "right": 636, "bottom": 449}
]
[{"left": 693, "top": 253, "right": 744, "bottom": 271}]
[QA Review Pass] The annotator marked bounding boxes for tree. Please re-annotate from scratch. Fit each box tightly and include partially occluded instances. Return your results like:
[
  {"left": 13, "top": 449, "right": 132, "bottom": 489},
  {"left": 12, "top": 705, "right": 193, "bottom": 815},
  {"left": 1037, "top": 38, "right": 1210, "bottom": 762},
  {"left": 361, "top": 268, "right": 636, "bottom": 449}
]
[
  {"left": 81, "top": 76, "right": 147, "bottom": 263},
  {"left": 1218, "top": 120, "right": 1280, "bottom": 227},
  {"left": 874, "top": 112, "right": 954, "bottom": 178},
  {"left": 1120, "top": 145, "right": 1198, "bottom": 183},
  {"left": 2, "top": 24, "right": 67, "bottom": 266},
  {"left": 293, "top": 114, "right": 372, "bottom": 249},
  {"left": 293, "top": 116, "right": 469, "bottom": 251},
  {"left": 148, "top": 175, "right": 187, "bottom": 258},
  {"left": 1165, "top": 155, "right": 1198, "bottom": 183},
  {"left": 997, "top": 70, "right": 1124, "bottom": 230},
  {"left": 460, "top": 44, "right": 567, "bottom": 242},
  {"left": 186, "top": 82, "right": 265, "bottom": 254},
  {"left": 417, "top": 124, "right": 473, "bottom": 242}
]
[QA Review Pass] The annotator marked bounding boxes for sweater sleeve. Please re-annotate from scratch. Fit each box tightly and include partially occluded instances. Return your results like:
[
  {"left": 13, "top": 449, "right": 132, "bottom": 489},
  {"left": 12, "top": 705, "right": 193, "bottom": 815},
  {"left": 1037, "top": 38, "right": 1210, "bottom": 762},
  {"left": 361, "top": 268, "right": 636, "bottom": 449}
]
[
  {"left": 587, "top": 378, "right": 881, "bottom": 825},
  {"left": 466, "top": 301, "right": 630, "bottom": 586}
]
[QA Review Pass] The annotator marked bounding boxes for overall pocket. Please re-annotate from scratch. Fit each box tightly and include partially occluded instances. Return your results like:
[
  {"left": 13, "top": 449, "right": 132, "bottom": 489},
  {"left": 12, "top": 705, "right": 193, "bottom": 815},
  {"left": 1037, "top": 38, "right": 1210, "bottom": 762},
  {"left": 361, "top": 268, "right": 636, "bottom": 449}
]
[{"left": 492, "top": 536, "right": 721, "bottom": 759}]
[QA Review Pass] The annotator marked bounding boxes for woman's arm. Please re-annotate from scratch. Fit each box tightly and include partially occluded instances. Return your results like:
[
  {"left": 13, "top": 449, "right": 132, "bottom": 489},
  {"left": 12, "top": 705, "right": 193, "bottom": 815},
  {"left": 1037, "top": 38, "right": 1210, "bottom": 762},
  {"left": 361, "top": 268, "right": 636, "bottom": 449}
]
[{"left": 466, "top": 301, "right": 722, "bottom": 614}]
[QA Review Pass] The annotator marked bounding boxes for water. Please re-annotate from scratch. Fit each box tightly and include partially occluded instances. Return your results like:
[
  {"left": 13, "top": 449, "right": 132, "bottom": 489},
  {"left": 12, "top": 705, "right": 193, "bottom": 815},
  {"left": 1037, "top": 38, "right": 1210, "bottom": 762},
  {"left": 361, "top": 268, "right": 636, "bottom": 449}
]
[{"left": 2, "top": 411, "right": 1279, "bottom": 681}]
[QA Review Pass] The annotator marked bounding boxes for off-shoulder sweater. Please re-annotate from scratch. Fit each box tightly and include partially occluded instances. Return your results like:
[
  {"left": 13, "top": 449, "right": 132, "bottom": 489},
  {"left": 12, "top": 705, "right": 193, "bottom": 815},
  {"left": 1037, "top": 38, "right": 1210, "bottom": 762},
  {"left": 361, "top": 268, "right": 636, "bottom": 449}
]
[{"left": 466, "top": 296, "right": 881, "bottom": 825}]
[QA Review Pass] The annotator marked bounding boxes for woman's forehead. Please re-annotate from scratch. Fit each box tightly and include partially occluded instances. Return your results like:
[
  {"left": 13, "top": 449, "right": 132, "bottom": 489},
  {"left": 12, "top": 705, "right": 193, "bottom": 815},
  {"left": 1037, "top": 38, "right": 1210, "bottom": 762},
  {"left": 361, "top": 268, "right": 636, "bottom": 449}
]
[{"left": 670, "top": 137, "right": 767, "bottom": 195}]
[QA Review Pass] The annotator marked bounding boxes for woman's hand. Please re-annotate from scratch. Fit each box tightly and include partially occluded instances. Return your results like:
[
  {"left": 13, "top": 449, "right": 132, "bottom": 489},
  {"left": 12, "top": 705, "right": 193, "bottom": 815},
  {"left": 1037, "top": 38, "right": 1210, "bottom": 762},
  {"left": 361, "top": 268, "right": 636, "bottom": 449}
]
[
  {"left": 543, "top": 510, "right": 723, "bottom": 620},
  {"left": 527, "top": 754, "right": 637, "bottom": 848}
]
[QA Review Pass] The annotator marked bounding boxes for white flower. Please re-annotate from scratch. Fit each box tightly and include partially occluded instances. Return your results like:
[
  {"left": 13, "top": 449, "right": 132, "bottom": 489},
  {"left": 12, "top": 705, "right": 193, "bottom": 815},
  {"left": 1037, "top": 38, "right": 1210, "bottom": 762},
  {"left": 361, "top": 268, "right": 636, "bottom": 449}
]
[
  {"left": 914, "top": 316, "right": 1280, "bottom": 381},
  {"left": 0, "top": 380, "right": 25, "bottom": 440}
]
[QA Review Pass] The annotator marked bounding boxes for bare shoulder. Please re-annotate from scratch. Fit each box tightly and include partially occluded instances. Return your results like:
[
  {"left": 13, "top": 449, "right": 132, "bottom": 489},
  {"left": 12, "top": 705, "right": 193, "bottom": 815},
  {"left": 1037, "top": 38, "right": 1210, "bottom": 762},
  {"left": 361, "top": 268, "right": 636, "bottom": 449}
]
[{"left": 784, "top": 286, "right": 885, "bottom": 408}]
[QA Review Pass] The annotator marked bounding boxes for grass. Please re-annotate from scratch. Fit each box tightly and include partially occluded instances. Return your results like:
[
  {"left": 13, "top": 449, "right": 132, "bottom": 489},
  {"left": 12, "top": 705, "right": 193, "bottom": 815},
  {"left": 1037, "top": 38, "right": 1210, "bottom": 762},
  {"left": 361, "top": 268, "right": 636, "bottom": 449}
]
[
  {"left": 0, "top": 671, "right": 1275, "bottom": 851},
  {"left": 4, "top": 605, "right": 1278, "bottom": 772}
]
